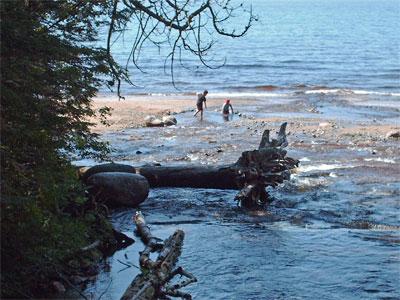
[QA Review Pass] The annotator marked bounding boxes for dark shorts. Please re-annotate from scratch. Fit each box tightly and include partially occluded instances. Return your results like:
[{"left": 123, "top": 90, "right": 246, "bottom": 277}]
[{"left": 197, "top": 103, "right": 203, "bottom": 110}]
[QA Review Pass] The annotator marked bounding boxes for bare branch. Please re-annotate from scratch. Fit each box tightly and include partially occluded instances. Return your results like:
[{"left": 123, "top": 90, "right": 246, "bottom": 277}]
[{"left": 110, "top": 0, "right": 255, "bottom": 91}]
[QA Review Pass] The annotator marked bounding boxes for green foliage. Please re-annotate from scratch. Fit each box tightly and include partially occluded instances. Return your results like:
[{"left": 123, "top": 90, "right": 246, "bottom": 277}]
[{"left": 0, "top": 1, "right": 120, "bottom": 297}]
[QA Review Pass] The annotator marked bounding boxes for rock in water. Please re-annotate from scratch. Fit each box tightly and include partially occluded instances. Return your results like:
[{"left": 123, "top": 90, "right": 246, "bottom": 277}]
[
  {"left": 87, "top": 172, "right": 149, "bottom": 207},
  {"left": 386, "top": 130, "right": 400, "bottom": 139},
  {"left": 79, "top": 163, "right": 136, "bottom": 182},
  {"left": 162, "top": 115, "right": 177, "bottom": 126},
  {"left": 144, "top": 115, "right": 164, "bottom": 127}
]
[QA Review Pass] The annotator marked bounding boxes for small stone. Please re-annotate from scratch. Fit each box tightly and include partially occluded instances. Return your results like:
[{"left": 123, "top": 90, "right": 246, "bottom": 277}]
[
  {"left": 217, "top": 149, "right": 223, "bottom": 153},
  {"left": 372, "top": 150, "right": 377, "bottom": 155},
  {"left": 136, "top": 150, "right": 142, "bottom": 154}
]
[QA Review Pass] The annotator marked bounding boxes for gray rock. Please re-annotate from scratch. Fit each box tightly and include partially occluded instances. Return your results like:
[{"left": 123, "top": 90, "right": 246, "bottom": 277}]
[
  {"left": 87, "top": 172, "right": 149, "bottom": 207},
  {"left": 79, "top": 163, "right": 136, "bottom": 182},
  {"left": 162, "top": 115, "right": 177, "bottom": 126},
  {"left": 144, "top": 115, "right": 164, "bottom": 127},
  {"left": 386, "top": 130, "right": 400, "bottom": 139},
  {"left": 144, "top": 115, "right": 156, "bottom": 123}
]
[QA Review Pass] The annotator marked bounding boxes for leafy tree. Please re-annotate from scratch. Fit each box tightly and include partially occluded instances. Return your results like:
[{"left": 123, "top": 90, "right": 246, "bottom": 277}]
[{"left": 1, "top": 0, "right": 253, "bottom": 297}]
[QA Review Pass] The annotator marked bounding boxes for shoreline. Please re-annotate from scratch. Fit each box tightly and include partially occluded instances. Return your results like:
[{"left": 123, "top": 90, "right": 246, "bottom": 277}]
[{"left": 90, "top": 94, "right": 399, "bottom": 139}]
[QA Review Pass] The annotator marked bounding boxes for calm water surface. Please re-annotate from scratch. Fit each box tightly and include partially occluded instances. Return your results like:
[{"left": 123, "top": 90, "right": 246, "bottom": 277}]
[{"left": 102, "top": 0, "right": 400, "bottom": 96}]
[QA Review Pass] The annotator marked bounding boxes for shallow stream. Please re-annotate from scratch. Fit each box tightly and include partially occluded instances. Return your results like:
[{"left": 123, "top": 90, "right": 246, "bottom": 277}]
[{"left": 82, "top": 95, "right": 399, "bottom": 299}]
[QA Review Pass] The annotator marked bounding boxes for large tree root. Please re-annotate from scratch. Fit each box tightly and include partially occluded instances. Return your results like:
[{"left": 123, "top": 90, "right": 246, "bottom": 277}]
[{"left": 121, "top": 212, "right": 196, "bottom": 300}]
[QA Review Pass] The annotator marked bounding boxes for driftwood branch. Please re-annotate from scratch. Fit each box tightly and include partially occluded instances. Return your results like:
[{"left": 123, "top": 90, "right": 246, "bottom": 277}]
[{"left": 121, "top": 212, "right": 196, "bottom": 300}]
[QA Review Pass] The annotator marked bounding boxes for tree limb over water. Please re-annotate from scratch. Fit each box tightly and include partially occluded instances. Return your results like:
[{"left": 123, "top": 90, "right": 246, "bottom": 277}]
[{"left": 107, "top": 0, "right": 256, "bottom": 93}]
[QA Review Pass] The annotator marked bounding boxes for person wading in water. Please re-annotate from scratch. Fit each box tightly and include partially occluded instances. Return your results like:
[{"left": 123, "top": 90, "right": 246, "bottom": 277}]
[
  {"left": 193, "top": 90, "right": 208, "bottom": 120},
  {"left": 221, "top": 99, "right": 234, "bottom": 121}
]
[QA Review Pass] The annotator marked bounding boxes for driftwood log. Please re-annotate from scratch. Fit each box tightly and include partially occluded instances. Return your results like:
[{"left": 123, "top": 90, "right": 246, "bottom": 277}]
[
  {"left": 121, "top": 212, "right": 196, "bottom": 300},
  {"left": 136, "top": 122, "right": 298, "bottom": 208},
  {"left": 81, "top": 122, "right": 298, "bottom": 208}
]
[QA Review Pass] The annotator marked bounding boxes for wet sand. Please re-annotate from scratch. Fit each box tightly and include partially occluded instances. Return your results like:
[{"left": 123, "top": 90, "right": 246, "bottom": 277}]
[
  {"left": 90, "top": 95, "right": 258, "bottom": 131},
  {"left": 91, "top": 94, "right": 399, "bottom": 145}
]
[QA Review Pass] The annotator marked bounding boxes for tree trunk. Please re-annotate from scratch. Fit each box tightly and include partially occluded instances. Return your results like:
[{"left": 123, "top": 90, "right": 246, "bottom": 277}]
[{"left": 82, "top": 122, "right": 299, "bottom": 208}]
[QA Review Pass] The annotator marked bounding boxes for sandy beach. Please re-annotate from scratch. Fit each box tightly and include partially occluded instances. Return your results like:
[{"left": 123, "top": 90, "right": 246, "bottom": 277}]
[
  {"left": 88, "top": 92, "right": 400, "bottom": 187},
  {"left": 91, "top": 94, "right": 399, "bottom": 146}
]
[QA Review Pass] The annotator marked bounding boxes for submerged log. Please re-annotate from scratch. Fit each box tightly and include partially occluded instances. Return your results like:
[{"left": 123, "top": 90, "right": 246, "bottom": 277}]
[{"left": 121, "top": 212, "right": 196, "bottom": 300}]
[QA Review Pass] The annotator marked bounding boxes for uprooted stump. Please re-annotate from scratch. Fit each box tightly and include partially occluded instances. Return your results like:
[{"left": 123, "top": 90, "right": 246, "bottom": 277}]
[
  {"left": 121, "top": 212, "right": 196, "bottom": 300},
  {"left": 136, "top": 122, "right": 299, "bottom": 208}
]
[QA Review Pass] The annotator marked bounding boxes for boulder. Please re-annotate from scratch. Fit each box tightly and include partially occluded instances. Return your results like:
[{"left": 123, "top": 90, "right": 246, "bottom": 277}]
[
  {"left": 87, "top": 172, "right": 149, "bottom": 207},
  {"left": 386, "top": 130, "right": 400, "bottom": 139},
  {"left": 79, "top": 163, "right": 136, "bottom": 182},
  {"left": 144, "top": 115, "right": 164, "bottom": 127},
  {"left": 162, "top": 115, "right": 177, "bottom": 126}
]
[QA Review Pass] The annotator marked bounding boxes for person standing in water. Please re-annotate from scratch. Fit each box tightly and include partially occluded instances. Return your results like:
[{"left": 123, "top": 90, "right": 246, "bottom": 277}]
[
  {"left": 221, "top": 99, "right": 234, "bottom": 121},
  {"left": 194, "top": 90, "right": 208, "bottom": 120}
]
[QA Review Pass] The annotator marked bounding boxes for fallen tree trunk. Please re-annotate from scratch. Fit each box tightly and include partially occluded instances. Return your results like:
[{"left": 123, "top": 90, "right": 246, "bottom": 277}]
[
  {"left": 81, "top": 122, "right": 298, "bottom": 208},
  {"left": 121, "top": 212, "right": 196, "bottom": 300},
  {"left": 135, "top": 122, "right": 298, "bottom": 208}
]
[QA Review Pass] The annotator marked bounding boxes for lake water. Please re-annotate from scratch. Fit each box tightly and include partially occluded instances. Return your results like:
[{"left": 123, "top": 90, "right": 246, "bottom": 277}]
[
  {"left": 102, "top": 0, "right": 400, "bottom": 97},
  {"left": 83, "top": 1, "right": 400, "bottom": 299}
]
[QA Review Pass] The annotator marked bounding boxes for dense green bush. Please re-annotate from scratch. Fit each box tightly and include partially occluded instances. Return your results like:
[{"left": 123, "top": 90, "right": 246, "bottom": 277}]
[
  {"left": 0, "top": 1, "right": 118, "bottom": 297},
  {"left": 1, "top": 1, "right": 252, "bottom": 297}
]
